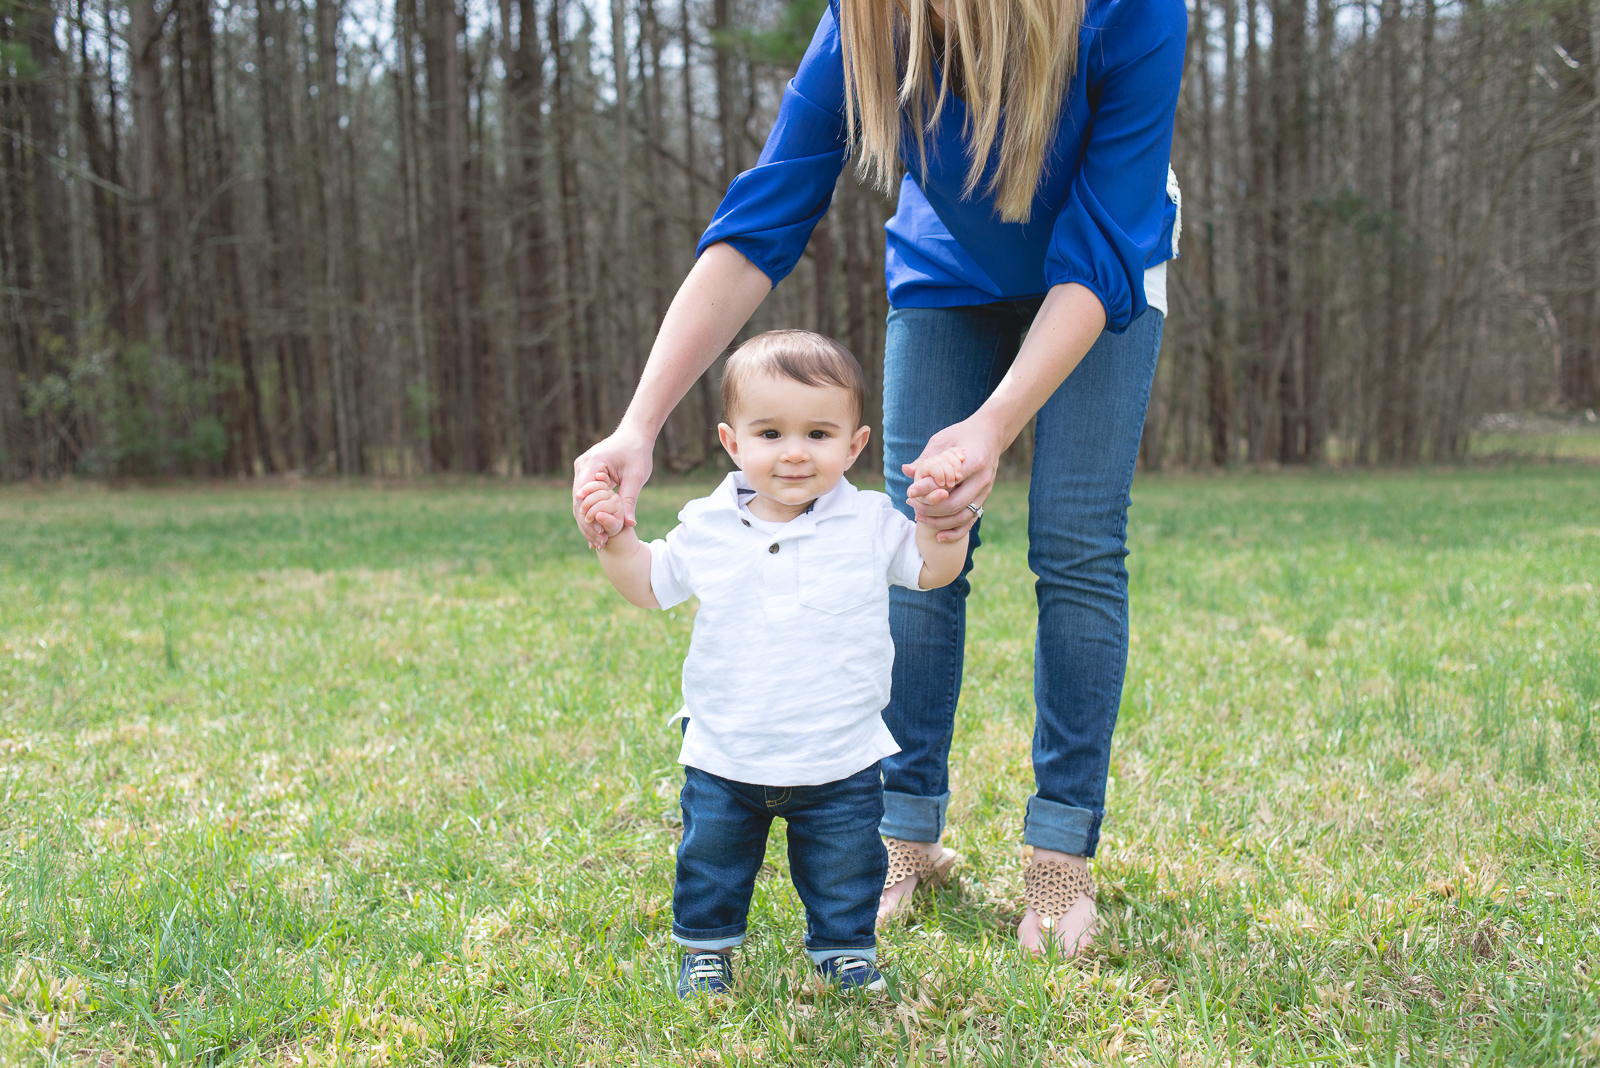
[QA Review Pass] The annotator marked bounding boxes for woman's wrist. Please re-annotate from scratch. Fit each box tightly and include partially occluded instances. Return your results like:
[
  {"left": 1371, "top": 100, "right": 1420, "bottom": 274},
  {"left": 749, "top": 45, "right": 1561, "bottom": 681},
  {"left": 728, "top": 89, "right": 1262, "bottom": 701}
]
[
  {"left": 969, "top": 283, "right": 1106, "bottom": 454},
  {"left": 613, "top": 413, "right": 662, "bottom": 445},
  {"left": 961, "top": 410, "right": 1013, "bottom": 471}
]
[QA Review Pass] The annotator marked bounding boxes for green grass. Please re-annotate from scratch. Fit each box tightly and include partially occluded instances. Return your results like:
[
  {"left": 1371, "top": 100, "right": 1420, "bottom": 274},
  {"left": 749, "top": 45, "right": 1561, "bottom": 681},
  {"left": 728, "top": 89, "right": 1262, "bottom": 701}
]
[
  {"left": 1468, "top": 415, "right": 1600, "bottom": 463},
  {"left": 1468, "top": 433, "right": 1600, "bottom": 462},
  {"left": 1, "top": 469, "right": 1597, "bottom": 1066}
]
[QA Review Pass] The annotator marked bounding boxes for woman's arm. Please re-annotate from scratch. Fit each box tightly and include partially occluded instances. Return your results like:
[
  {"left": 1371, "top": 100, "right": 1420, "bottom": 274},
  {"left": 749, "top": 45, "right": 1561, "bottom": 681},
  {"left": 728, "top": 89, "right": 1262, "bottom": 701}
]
[
  {"left": 571, "top": 243, "right": 770, "bottom": 547},
  {"left": 903, "top": 281, "right": 1107, "bottom": 540}
]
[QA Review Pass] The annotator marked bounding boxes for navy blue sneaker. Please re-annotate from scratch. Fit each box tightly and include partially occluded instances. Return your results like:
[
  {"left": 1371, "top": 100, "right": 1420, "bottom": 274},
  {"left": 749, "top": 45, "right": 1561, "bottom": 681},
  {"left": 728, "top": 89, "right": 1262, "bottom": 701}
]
[
  {"left": 676, "top": 951, "right": 734, "bottom": 998},
  {"left": 815, "top": 954, "right": 886, "bottom": 991}
]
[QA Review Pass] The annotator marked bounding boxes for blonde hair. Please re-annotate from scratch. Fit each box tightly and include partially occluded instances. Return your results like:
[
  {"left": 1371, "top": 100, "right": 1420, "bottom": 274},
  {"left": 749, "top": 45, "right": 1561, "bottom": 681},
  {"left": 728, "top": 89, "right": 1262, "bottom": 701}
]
[
  {"left": 839, "top": 0, "right": 1083, "bottom": 224},
  {"left": 722, "top": 330, "right": 868, "bottom": 427}
]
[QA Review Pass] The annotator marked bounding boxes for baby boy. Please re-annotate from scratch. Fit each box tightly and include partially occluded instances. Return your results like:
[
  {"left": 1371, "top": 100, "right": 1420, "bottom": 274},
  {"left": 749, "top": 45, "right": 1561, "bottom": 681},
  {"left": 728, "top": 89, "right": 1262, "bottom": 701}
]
[{"left": 576, "top": 329, "right": 968, "bottom": 997}]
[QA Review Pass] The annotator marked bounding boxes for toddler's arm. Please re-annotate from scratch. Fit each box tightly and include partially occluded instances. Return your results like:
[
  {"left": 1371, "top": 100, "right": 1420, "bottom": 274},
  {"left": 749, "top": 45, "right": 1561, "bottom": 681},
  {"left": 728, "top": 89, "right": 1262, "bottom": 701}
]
[
  {"left": 908, "top": 447, "right": 969, "bottom": 589},
  {"left": 576, "top": 474, "right": 660, "bottom": 609},
  {"left": 916, "top": 518, "right": 969, "bottom": 589}
]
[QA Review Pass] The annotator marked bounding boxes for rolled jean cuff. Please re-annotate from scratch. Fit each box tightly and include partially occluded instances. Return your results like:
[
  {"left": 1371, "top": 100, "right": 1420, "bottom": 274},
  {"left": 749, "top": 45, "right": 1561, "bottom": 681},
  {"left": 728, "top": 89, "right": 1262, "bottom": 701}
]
[
  {"left": 879, "top": 790, "right": 950, "bottom": 843},
  {"left": 806, "top": 945, "right": 877, "bottom": 965},
  {"left": 671, "top": 930, "right": 745, "bottom": 952},
  {"left": 1022, "top": 795, "right": 1101, "bottom": 857}
]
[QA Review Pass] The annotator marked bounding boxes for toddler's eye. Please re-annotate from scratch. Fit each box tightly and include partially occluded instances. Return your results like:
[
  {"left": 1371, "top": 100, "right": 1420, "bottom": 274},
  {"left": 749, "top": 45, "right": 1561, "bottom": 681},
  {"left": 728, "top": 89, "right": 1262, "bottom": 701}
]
[
  {"left": 808, "top": 430, "right": 829, "bottom": 440},
  {"left": 761, "top": 430, "right": 781, "bottom": 440}
]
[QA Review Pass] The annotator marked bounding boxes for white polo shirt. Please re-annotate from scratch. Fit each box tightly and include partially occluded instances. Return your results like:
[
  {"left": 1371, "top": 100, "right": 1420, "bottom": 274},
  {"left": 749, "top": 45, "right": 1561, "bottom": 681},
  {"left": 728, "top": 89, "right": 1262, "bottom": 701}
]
[{"left": 647, "top": 472, "right": 925, "bottom": 786}]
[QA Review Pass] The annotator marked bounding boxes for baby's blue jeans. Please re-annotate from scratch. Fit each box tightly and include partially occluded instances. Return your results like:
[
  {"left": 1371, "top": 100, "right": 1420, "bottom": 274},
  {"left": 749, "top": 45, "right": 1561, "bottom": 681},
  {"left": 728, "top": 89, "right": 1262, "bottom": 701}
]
[{"left": 672, "top": 762, "right": 886, "bottom": 964}]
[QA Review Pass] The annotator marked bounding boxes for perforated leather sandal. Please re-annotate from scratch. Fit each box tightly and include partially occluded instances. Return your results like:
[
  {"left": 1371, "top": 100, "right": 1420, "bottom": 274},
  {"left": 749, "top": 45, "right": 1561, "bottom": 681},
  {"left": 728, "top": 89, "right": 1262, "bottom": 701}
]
[
  {"left": 1022, "top": 857, "right": 1097, "bottom": 955},
  {"left": 877, "top": 838, "right": 963, "bottom": 924}
]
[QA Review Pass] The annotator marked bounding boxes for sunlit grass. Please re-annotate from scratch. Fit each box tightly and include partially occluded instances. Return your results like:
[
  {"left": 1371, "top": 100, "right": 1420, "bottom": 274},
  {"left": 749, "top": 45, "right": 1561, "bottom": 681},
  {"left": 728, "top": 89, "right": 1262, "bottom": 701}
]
[
  {"left": 2, "top": 469, "right": 1597, "bottom": 1065},
  {"left": 1468, "top": 432, "right": 1600, "bottom": 462}
]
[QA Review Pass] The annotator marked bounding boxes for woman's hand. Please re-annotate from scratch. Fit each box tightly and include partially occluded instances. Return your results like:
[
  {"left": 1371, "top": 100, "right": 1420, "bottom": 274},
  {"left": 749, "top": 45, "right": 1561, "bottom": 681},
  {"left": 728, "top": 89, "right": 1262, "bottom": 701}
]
[
  {"left": 572, "top": 427, "right": 653, "bottom": 548},
  {"left": 903, "top": 415, "right": 1005, "bottom": 542}
]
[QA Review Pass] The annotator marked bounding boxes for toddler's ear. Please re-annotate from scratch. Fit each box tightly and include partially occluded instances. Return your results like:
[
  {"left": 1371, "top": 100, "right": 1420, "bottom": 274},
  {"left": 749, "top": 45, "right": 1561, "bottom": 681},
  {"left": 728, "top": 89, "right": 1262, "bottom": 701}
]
[
  {"left": 716, "top": 423, "right": 742, "bottom": 467},
  {"left": 846, "top": 424, "right": 871, "bottom": 467}
]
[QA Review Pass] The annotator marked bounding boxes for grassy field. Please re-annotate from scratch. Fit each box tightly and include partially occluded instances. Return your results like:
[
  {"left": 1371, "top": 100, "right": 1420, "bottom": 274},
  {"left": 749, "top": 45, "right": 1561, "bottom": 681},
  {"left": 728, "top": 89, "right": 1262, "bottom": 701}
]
[
  {"left": 1467, "top": 418, "right": 1600, "bottom": 464},
  {"left": 1, "top": 468, "right": 1597, "bottom": 1066}
]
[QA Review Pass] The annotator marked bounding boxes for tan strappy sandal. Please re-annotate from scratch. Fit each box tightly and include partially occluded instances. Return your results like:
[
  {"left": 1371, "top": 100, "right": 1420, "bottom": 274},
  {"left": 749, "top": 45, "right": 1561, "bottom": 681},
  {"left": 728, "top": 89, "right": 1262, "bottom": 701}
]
[
  {"left": 1022, "top": 857, "right": 1098, "bottom": 955},
  {"left": 877, "top": 838, "right": 963, "bottom": 924}
]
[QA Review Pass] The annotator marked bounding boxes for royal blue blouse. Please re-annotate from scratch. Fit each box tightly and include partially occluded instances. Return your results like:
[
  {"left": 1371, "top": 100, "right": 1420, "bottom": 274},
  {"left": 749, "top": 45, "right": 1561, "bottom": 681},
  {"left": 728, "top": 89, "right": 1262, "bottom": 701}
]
[{"left": 697, "top": 0, "right": 1186, "bottom": 331}]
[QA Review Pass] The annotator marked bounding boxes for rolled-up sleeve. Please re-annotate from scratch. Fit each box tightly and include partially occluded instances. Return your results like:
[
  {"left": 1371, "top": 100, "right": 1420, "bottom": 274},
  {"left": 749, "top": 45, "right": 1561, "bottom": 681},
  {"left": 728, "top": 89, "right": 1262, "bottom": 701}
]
[
  {"left": 647, "top": 526, "right": 694, "bottom": 610},
  {"left": 696, "top": 8, "right": 850, "bottom": 286},
  {"left": 1045, "top": 0, "right": 1186, "bottom": 332},
  {"left": 876, "top": 502, "right": 925, "bottom": 591}
]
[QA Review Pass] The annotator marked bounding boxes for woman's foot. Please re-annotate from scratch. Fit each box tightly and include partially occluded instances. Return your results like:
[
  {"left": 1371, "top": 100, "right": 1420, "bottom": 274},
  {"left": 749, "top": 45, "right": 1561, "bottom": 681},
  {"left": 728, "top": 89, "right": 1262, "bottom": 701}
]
[
  {"left": 1017, "top": 849, "right": 1098, "bottom": 957},
  {"left": 876, "top": 838, "right": 946, "bottom": 924}
]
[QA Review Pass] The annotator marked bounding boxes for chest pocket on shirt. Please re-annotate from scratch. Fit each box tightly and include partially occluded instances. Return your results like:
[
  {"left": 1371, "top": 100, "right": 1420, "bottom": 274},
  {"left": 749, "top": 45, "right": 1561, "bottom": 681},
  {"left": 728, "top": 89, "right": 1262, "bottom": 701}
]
[{"left": 796, "top": 533, "right": 880, "bottom": 615}]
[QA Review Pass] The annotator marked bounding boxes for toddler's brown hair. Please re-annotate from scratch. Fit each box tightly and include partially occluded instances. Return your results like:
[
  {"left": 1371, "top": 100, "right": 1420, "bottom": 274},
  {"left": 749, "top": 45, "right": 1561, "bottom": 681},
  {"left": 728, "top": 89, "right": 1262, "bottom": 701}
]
[{"left": 721, "top": 330, "right": 868, "bottom": 428}]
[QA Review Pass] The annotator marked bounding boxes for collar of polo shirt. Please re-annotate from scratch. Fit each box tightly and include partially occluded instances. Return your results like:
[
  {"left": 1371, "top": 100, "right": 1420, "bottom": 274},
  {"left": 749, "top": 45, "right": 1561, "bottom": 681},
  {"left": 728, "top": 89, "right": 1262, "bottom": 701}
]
[{"left": 721, "top": 470, "right": 859, "bottom": 529}]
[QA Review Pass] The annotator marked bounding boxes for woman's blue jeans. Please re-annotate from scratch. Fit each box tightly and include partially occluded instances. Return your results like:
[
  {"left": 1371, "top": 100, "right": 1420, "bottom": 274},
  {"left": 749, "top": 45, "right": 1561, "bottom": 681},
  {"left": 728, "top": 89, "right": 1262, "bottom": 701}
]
[{"left": 879, "top": 299, "right": 1163, "bottom": 859}]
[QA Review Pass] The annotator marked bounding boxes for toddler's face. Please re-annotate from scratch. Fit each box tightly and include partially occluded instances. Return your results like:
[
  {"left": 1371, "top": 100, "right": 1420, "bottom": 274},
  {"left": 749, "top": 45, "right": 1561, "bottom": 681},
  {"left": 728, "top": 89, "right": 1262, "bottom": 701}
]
[{"left": 718, "top": 373, "right": 870, "bottom": 514}]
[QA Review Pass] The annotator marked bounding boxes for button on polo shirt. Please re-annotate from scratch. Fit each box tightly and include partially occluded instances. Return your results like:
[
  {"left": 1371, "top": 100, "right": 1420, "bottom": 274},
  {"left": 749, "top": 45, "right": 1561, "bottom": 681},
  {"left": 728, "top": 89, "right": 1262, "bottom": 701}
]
[{"left": 647, "top": 472, "right": 926, "bottom": 787}]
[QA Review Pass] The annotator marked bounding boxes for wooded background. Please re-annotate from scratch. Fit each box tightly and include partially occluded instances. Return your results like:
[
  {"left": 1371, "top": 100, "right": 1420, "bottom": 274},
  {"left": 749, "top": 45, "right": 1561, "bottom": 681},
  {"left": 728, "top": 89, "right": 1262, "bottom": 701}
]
[{"left": 1, "top": 0, "right": 1596, "bottom": 478}]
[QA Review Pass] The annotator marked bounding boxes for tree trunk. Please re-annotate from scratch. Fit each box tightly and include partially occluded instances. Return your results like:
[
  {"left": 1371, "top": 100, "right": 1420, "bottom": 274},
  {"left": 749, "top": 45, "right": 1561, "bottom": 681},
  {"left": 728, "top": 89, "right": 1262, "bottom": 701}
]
[
  {"left": 641, "top": 0, "right": 679, "bottom": 468},
  {"left": 1301, "top": 0, "right": 1333, "bottom": 464},
  {"left": 1198, "top": 0, "right": 1230, "bottom": 466},
  {"left": 1271, "top": 0, "right": 1305, "bottom": 465},
  {"left": 1244, "top": 0, "right": 1267, "bottom": 461},
  {"left": 713, "top": 0, "right": 741, "bottom": 190},
  {"left": 1400, "top": 0, "right": 1436, "bottom": 462},
  {"left": 395, "top": 0, "right": 432, "bottom": 472},
  {"left": 502, "top": 0, "right": 559, "bottom": 472},
  {"left": 192, "top": 0, "right": 272, "bottom": 474},
  {"left": 1377, "top": 0, "right": 1409, "bottom": 464},
  {"left": 428, "top": 0, "right": 478, "bottom": 470},
  {"left": 608, "top": 0, "right": 638, "bottom": 431},
  {"left": 813, "top": 211, "right": 836, "bottom": 339},
  {"left": 1554, "top": 0, "right": 1597, "bottom": 408},
  {"left": 316, "top": 0, "right": 359, "bottom": 474},
  {"left": 22, "top": 0, "right": 74, "bottom": 375},
  {"left": 261, "top": 0, "right": 321, "bottom": 469},
  {"left": 681, "top": 0, "right": 700, "bottom": 226},
  {"left": 551, "top": 0, "right": 593, "bottom": 450},
  {"left": 129, "top": 0, "right": 170, "bottom": 465},
  {"left": 76, "top": 0, "right": 130, "bottom": 340}
]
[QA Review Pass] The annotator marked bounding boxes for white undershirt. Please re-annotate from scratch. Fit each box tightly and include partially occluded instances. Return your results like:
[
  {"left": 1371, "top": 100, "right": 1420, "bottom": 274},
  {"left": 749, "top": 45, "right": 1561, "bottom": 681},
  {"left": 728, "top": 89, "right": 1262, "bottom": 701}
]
[{"left": 1144, "top": 262, "right": 1168, "bottom": 318}]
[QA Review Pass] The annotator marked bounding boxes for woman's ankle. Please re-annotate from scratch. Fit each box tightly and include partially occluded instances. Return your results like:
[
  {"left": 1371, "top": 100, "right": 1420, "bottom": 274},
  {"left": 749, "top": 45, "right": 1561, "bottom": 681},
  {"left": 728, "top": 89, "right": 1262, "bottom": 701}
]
[
  {"left": 885, "top": 835, "right": 943, "bottom": 857},
  {"left": 1029, "top": 847, "right": 1086, "bottom": 867}
]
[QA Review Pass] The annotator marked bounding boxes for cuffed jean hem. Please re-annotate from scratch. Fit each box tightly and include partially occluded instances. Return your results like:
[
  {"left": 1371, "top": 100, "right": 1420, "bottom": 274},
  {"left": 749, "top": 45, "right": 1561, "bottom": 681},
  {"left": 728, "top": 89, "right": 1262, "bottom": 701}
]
[
  {"left": 1022, "top": 795, "right": 1101, "bottom": 857},
  {"left": 806, "top": 946, "right": 877, "bottom": 965},
  {"left": 879, "top": 790, "right": 950, "bottom": 843},
  {"left": 672, "top": 930, "right": 745, "bottom": 952}
]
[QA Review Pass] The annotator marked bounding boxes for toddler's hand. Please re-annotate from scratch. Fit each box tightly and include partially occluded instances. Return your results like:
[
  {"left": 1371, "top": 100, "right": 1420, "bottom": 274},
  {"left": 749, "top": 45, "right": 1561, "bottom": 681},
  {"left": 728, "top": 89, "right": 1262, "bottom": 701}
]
[
  {"left": 911, "top": 447, "right": 965, "bottom": 490},
  {"left": 577, "top": 473, "right": 635, "bottom": 541}
]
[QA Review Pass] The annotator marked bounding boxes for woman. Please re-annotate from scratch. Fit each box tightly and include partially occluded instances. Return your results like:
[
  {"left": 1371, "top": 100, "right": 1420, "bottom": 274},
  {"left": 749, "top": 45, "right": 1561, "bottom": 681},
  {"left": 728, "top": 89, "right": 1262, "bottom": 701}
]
[{"left": 573, "top": 0, "right": 1185, "bottom": 956}]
